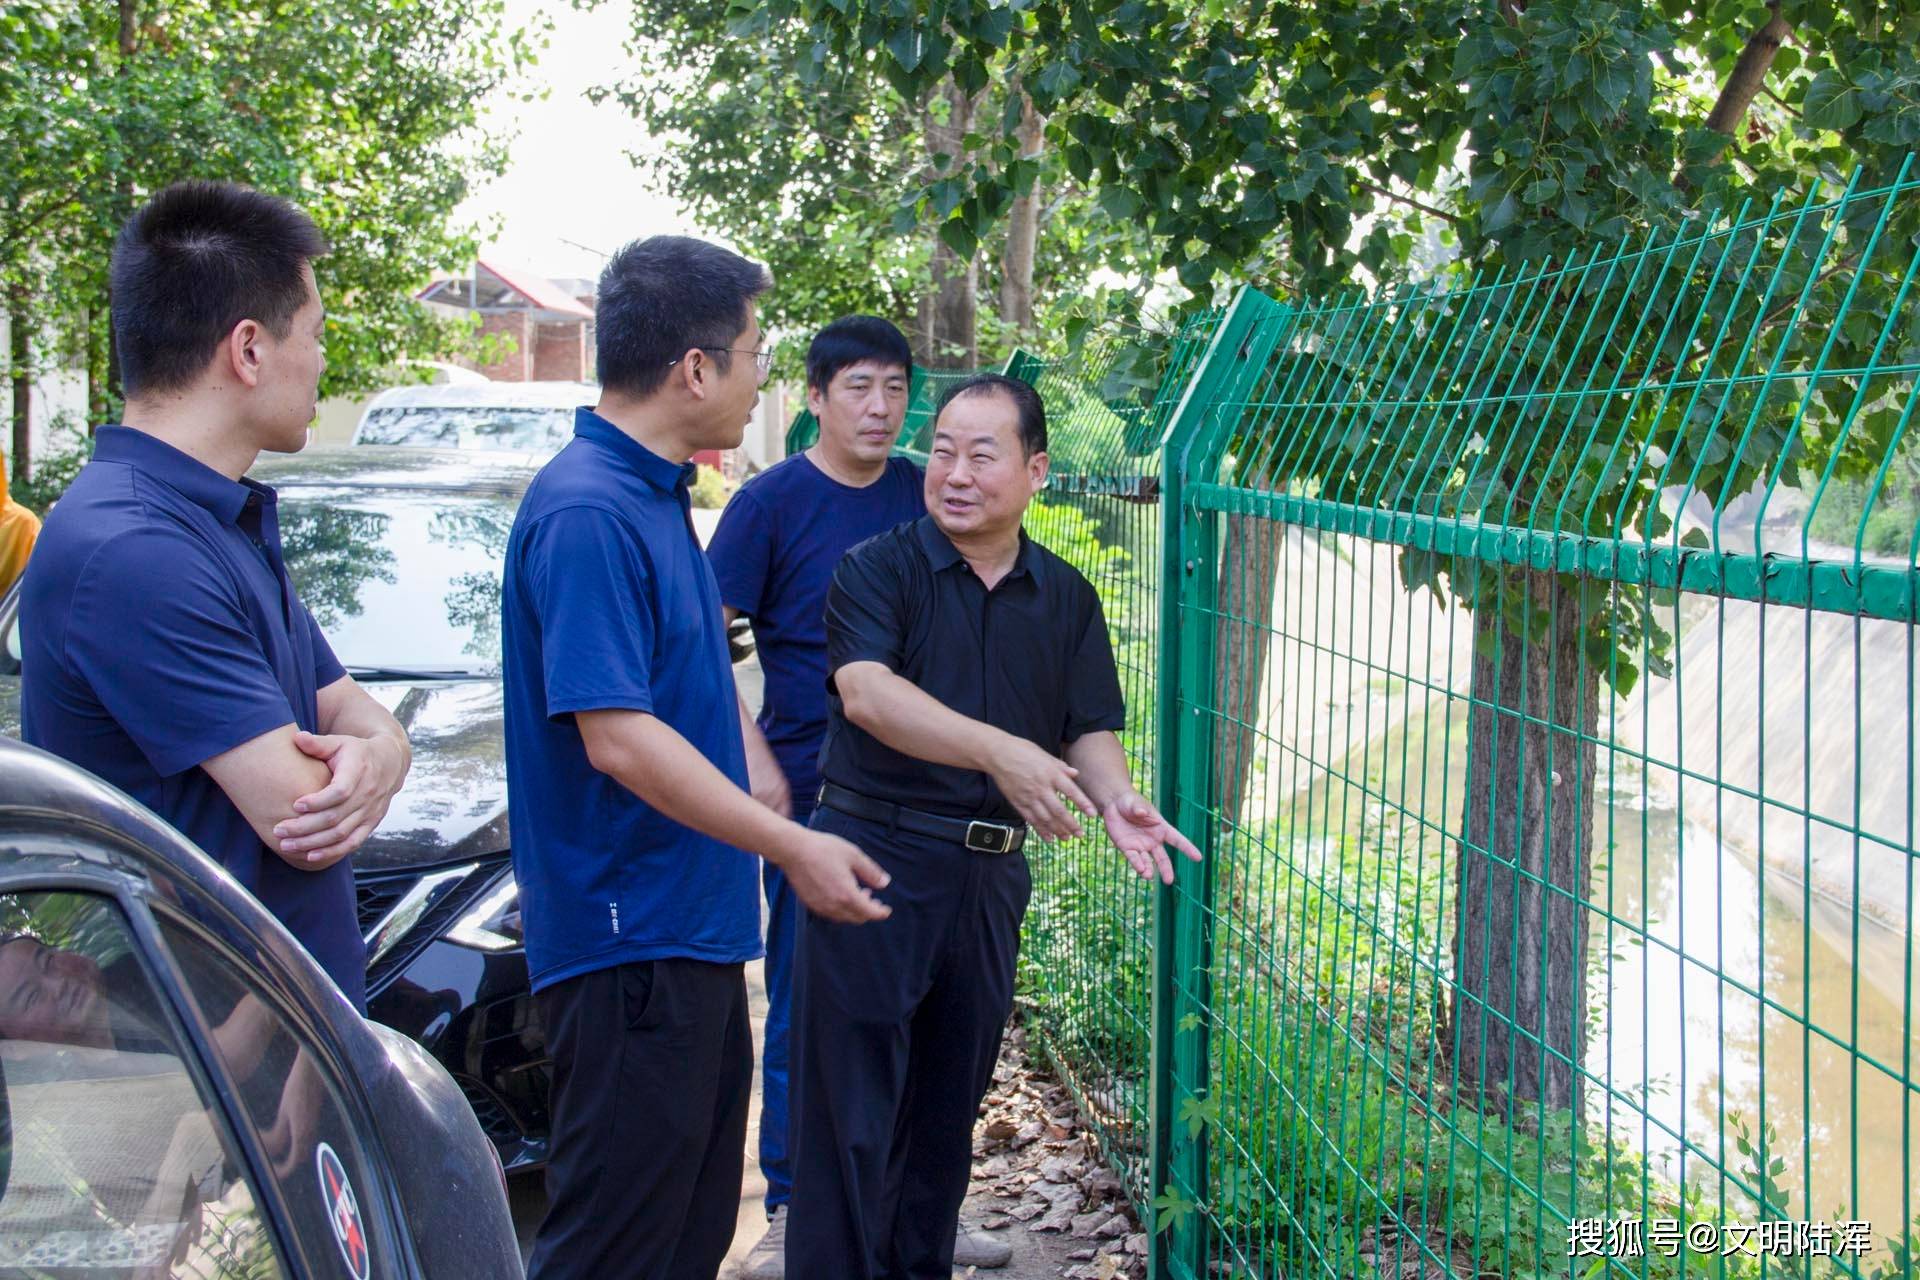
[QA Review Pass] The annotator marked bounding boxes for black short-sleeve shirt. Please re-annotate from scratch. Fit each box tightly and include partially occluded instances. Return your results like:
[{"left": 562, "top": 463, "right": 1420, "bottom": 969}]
[{"left": 821, "top": 516, "right": 1127, "bottom": 820}]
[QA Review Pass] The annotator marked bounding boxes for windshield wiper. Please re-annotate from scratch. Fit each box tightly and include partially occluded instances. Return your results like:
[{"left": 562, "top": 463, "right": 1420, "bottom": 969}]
[{"left": 343, "top": 665, "right": 492, "bottom": 681}]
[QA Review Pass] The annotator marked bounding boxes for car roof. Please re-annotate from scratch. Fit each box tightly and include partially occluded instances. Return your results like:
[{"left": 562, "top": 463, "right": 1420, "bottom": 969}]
[
  {"left": 361, "top": 380, "right": 596, "bottom": 411},
  {"left": 252, "top": 444, "right": 544, "bottom": 494}
]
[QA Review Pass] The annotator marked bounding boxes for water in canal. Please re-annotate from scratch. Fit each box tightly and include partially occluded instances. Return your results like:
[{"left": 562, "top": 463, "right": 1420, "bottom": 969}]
[{"left": 1285, "top": 691, "right": 1918, "bottom": 1253}]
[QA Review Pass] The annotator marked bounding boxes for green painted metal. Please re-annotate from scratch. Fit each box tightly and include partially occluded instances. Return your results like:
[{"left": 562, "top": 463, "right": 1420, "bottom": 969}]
[
  {"left": 1106, "top": 167, "right": 1920, "bottom": 1280},
  {"left": 1003, "top": 312, "right": 1227, "bottom": 1244},
  {"left": 1148, "top": 289, "right": 1295, "bottom": 1280}
]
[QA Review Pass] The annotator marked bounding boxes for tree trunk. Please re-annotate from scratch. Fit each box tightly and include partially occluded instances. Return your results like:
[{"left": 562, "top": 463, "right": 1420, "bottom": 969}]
[
  {"left": 1447, "top": 567, "right": 1599, "bottom": 1122},
  {"left": 86, "top": 303, "right": 110, "bottom": 427},
  {"left": 1212, "top": 513, "right": 1285, "bottom": 834},
  {"left": 919, "top": 78, "right": 978, "bottom": 369},
  {"left": 9, "top": 284, "right": 31, "bottom": 486},
  {"left": 999, "top": 92, "right": 1043, "bottom": 335},
  {"left": 105, "top": 0, "right": 139, "bottom": 410}
]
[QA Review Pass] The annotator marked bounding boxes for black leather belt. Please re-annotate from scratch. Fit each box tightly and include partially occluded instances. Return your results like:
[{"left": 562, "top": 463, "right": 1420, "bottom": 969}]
[{"left": 818, "top": 783, "right": 1028, "bottom": 854}]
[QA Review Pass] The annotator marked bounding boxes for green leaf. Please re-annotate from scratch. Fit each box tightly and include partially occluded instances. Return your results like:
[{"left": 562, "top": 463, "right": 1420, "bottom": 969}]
[
  {"left": 1803, "top": 70, "right": 1864, "bottom": 130},
  {"left": 1099, "top": 186, "right": 1142, "bottom": 220},
  {"left": 1483, "top": 189, "right": 1520, "bottom": 232},
  {"left": 954, "top": 54, "right": 990, "bottom": 96},
  {"left": 972, "top": 5, "right": 1015, "bottom": 48},
  {"left": 1151, "top": 1185, "right": 1196, "bottom": 1234},
  {"left": 939, "top": 216, "right": 978, "bottom": 259},
  {"left": 1033, "top": 58, "right": 1082, "bottom": 101},
  {"left": 885, "top": 27, "right": 924, "bottom": 73}
]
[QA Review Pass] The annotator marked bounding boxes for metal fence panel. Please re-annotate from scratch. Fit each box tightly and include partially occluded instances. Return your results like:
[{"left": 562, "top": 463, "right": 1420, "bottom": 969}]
[{"left": 1146, "top": 168, "right": 1920, "bottom": 1279}]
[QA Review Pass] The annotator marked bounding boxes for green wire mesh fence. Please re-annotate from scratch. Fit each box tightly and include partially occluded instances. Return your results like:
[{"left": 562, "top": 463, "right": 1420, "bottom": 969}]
[
  {"left": 1138, "top": 165, "right": 1920, "bottom": 1279},
  {"left": 1013, "top": 311, "right": 1225, "bottom": 1217}
]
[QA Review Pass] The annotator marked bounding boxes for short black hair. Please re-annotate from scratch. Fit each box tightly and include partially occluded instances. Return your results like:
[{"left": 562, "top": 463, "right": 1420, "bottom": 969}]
[
  {"left": 595, "top": 235, "right": 772, "bottom": 397},
  {"left": 806, "top": 315, "right": 913, "bottom": 392},
  {"left": 110, "top": 181, "right": 329, "bottom": 398},
  {"left": 935, "top": 373, "right": 1047, "bottom": 457}
]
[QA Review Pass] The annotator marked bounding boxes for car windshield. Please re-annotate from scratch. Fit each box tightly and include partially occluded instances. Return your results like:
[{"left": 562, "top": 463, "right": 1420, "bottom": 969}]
[
  {"left": 278, "top": 485, "right": 518, "bottom": 676},
  {"left": 356, "top": 405, "right": 576, "bottom": 454}
]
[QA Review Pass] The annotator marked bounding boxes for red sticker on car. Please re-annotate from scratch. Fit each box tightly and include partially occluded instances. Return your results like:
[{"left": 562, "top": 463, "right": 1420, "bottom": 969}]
[{"left": 316, "top": 1142, "right": 371, "bottom": 1280}]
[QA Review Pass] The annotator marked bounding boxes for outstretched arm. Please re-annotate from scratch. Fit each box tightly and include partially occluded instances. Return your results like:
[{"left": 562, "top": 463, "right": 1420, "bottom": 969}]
[{"left": 1062, "top": 730, "right": 1201, "bottom": 884}]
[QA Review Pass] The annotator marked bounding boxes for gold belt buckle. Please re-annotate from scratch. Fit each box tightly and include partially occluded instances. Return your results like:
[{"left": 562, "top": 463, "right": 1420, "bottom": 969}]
[{"left": 964, "top": 820, "right": 1012, "bottom": 853}]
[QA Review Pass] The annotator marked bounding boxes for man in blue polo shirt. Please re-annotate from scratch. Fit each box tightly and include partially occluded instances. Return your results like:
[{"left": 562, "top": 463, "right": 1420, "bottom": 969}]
[
  {"left": 711, "top": 317, "right": 1012, "bottom": 1275},
  {"left": 19, "top": 181, "right": 412, "bottom": 1011},
  {"left": 502, "top": 236, "right": 892, "bottom": 1280}
]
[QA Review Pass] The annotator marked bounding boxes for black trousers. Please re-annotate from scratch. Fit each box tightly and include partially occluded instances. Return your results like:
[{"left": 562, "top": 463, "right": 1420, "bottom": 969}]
[
  {"left": 527, "top": 958, "right": 752, "bottom": 1280},
  {"left": 787, "top": 806, "right": 1031, "bottom": 1280}
]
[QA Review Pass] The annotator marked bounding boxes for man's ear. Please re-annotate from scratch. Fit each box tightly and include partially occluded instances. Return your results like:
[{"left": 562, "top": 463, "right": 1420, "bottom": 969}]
[
  {"left": 806, "top": 382, "right": 826, "bottom": 417},
  {"left": 1029, "top": 448, "right": 1051, "bottom": 492},
  {"left": 675, "top": 348, "right": 711, "bottom": 401},
  {"left": 226, "top": 319, "right": 265, "bottom": 389}
]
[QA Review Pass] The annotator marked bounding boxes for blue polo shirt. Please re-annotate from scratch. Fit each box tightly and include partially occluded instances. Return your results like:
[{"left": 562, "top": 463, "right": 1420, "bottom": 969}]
[
  {"left": 706, "top": 453, "right": 925, "bottom": 807},
  {"left": 501, "top": 409, "right": 761, "bottom": 992},
  {"left": 18, "top": 426, "right": 361, "bottom": 1008}
]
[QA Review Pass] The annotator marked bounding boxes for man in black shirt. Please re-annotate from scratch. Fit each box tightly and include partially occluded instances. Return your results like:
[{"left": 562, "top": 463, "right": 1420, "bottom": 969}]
[{"left": 787, "top": 373, "right": 1199, "bottom": 1278}]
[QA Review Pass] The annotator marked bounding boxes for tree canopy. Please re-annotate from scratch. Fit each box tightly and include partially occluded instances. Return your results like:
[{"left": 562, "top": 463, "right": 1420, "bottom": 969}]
[
  {"left": 756, "top": 0, "right": 1917, "bottom": 294},
  {"left": 603, "top": 0, "right": 1164, "bottom": 366},
  {"left": 2, "top": 0, "right": 534, "bottom": 477}
]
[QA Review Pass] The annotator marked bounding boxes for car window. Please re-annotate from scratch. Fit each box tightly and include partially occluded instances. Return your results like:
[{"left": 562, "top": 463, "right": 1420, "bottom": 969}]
[
  {"left": 356, "top": 406, "right": 574, "bottom": 454},
  {"left": 0, "top": 890, "right": 286, "bottom": 1277},
  {"left": 155, "top": 917, "right": 393, "bottom": 1280}
]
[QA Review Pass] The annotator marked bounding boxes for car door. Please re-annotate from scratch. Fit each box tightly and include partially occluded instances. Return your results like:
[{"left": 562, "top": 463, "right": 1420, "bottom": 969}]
[
  {"left": 0, "top": 884, "right": 296, "bottom": 1277},
  {"left": 147, "top": 908, "right": 409, "bottom": 1280}
]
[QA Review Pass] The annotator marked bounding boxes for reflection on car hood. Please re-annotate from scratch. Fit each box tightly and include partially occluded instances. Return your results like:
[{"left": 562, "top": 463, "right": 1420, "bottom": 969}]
[
  {"left": 0, "top": 675, "right": 507, "bottom": 874},
  {"left": 355, "top": 678, "right": 508, "bottom": 872}
]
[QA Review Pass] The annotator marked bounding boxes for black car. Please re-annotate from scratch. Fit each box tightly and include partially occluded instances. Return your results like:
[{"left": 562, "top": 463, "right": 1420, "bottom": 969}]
[
  {"left": 0, "top": 446, "right": 554, "bottom": 1174},
  {"left": 0, "top": 735, "right": 522, "bottom": 1277}
]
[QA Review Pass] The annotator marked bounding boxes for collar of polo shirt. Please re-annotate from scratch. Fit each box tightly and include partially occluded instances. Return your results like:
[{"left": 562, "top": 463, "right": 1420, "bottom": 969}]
[
  {"left": 912, "top": 516, "right": 1046, "bottom": 586},
  {"left": 92, "top": 426, "right": 265, "bottom": 526},
  {"left": 573, "top": 407, "right": 700, "bottom": 494}
]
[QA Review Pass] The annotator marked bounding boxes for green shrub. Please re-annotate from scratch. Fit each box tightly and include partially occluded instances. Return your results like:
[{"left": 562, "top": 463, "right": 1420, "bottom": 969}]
[{"left": 689, "top": 464, "right": 730, "bottom": 510}]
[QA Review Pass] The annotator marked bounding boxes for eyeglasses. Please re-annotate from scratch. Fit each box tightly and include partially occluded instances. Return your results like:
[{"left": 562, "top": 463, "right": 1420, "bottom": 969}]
[{"left": 668, "top": 347, "right": 774, "bottom": 381}]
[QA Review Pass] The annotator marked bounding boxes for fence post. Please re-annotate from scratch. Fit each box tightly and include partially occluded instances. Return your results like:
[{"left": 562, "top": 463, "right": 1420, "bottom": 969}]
[
  {"left": 1150, "top": 286, "right": 1291, "bottom": 1280},
  {"left": 1002, "top": 348, "right": 1047, "bottom": 385}
]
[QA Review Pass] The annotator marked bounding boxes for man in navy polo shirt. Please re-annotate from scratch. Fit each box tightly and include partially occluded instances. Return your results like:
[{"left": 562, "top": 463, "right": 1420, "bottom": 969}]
[
  {"left": 19, "top": 181, "right": 412, "bottom": 1012},
  {"left": 712, "top": 316, "right": 1011, "bottom": 1276},
  {"left": 502, "top": 236, "right": 892, "bottom": 1280}
]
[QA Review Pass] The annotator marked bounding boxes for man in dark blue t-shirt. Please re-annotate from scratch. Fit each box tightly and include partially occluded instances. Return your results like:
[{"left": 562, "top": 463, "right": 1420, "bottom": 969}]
[
  {"left": 501, "top": 238, "right": 891, "bottom": 1280},
  {"left": 709, "top": 316, "right": 996, "bottom": 1277},
  {"left": 19, "top": 182, "right": 413, "bottom": 1012}
]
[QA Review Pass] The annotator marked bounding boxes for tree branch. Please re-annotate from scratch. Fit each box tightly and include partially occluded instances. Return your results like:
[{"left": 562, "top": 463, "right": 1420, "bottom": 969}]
[
  {"left": 1355, "top": 178, "right": 1464, "bottom": 226},
  {"left": 1704, "top": 2, "right": 1792, "bottom": 137},
  {"left": 1761, "top": 84, "right": 1803, "bottom": 120}
]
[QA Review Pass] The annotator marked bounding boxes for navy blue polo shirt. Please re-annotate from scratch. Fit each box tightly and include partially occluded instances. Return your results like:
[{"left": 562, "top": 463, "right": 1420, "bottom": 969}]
[
  {"left": 706, "top": 453, "right": 924, "bottom": 804},
  {"left": 18, "top": 426, "right": 362, "bottom": 1009},
  {"left": 501, "top": 408, "right": 761, "bottom": 993}
]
